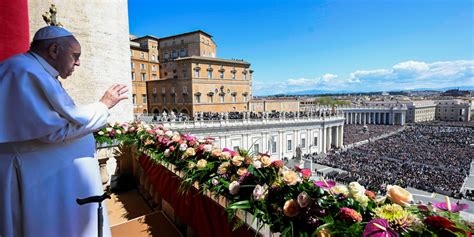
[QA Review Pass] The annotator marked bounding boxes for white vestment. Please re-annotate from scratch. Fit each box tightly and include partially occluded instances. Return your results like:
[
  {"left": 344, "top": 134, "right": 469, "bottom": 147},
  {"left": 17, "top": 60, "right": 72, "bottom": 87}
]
[{"left": 0, "top": 52, "right": 111, "bottom": 237}]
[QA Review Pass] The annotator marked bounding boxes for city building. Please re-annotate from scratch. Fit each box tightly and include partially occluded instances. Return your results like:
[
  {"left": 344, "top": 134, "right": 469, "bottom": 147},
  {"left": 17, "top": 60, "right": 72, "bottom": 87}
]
[
  {"left": 130, "top": 35, "right": 160, "bottom": 114},
  {"left": 436, "top": 99, "right": 472, "bottom": 121},
  {"left": 158, "top": 113, "right": 345, "bottom": 157},
  {"left": 365, "top": 100, "right": 436, "bottom": 123},
  {"left": 145, "top": 30, "right": 253, "bottom": 116}
]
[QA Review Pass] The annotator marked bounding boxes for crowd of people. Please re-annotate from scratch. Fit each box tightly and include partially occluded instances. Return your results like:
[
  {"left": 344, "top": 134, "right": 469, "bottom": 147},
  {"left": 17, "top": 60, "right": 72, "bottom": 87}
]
[
  {"left": 316, "top": 125, "right": 473, "bottom": 196},
  {"left": 418, "top": 120, "right": 474, "bottom": 128},
  {"left": 343, "top": 124, "right": 403, "bottom": 145},
  {"left": 146, "top": 110, "right": 340, "bottom": 122}
]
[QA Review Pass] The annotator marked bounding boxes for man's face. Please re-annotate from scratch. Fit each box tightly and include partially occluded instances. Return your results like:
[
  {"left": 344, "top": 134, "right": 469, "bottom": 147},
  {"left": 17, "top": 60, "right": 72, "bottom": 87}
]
[{"left": 56, "top": 37, "right": 81, "bottom": 79}]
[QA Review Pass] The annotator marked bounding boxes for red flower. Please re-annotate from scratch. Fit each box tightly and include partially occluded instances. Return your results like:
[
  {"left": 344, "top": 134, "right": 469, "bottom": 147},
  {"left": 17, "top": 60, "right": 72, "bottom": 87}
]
[
  {"left": 300, "top": 169, "right": 312, "bottom": 179},
  {"left": 423, "top": 215, "right": 467, "bottom": 234},
  {"left": 271, "top": 160, "right": 285, "bottom": 169},
  {"left": 365, "top": 190, "right": 376, "bottom": 200},
  {"left": 424, "top": 216, "right": 454, "bottom": 230},
  {"left": 339, "top": 207, "right": 362, "bottom": 223}
]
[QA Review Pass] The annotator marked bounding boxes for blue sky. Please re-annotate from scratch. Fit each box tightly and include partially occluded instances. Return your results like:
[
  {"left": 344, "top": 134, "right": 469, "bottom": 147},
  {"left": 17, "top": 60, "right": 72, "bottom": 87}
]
[{"left": 128, "top": 0, "right": 474, "bottom": 95}]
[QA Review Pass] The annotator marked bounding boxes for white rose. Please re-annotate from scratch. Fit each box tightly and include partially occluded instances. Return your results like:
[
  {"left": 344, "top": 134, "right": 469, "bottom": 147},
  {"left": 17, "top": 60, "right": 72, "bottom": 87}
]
[
  {"left": 252, "top": 184, "right": 267, "bottom": 200},
  {"left": 229, "top": 181, "right": 240, "bottom": 195},
  {"left": 353, "top": 193, "right": 369, "bottom": 207},
  {"left": 116, "top": 129, "right": 122, "bottom": 134},
  {"left": 156, "top": 129, "right": 164, "bottom": 136},
  {"left": 203, "top": 144, "right": 213, "bottom": 153},
  {"left": 165, "top": 130, "right": 173, "bottom": 137},
  {"left": 98, "top": 131, "right": 104, "bottom": 136},
  {"left": 348, "top": 182, "right": 366, "bottom": 196},
  {"left": 179, "top": 143, "right": 188, "bottom": 151},
  {"left": 164, "top": 149, "right": 170, "bottom": 158},
  {"left": 253, "top": 160, "right": 262, "bottom": 169},
  {"left": 297, "top": 191, "right": 313, "bottom": 208},
  {"left": 106, "top": 127, "right": 112, "bottom": 132}
]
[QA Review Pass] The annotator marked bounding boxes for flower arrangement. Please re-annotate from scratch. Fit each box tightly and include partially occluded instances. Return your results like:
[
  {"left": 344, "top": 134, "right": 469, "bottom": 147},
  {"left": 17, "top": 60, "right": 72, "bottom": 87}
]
[{"left": 94, "top": 122, "right": 473, "bottom": 236}]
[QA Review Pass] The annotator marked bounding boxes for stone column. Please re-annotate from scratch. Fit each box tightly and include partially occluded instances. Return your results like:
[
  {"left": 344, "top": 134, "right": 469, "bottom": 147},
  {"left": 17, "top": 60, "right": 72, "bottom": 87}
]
[
  {"left": 326, "top": 127, "right": 332, "bottom": 151},
  {"left": 321, "top": 127, "right": 326, "bottom": 153},
  {"left": 278, "top": 131, "right": 284, "bottom": 160},
  {"left": 338, "top": 125, "right": 344, "bottom": 147},
  {"left": 378, "top": 112, "right": 382, "bottom": 124}
]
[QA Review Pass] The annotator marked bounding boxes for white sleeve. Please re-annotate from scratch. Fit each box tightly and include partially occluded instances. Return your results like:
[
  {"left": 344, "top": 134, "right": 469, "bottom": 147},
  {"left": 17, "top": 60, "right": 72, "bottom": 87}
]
[{"left": 39, "top": 102, "right": 110, "bottom": 143}]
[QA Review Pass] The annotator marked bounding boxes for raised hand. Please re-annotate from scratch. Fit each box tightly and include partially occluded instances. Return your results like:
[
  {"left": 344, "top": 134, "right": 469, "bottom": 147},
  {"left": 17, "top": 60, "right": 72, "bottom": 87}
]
[{"left": 99, "top": 84, "right": 129, "bottom": 109}]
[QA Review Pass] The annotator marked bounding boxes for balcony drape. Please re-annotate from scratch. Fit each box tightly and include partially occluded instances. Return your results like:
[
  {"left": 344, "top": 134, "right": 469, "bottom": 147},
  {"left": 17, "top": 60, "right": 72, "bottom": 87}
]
[
  {"left": 139, "top": 155, "right": 255, "bottom": 237},
  {"left": 0, "top": 0, "right": 29, "bottom": 61}
]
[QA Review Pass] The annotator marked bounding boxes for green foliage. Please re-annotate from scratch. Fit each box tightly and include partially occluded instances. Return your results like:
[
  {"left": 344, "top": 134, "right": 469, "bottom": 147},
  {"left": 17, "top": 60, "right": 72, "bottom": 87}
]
[
  {"left": 314, "top": 96, "right": 351, "bottom": 106},
  {"left": 94, "top": 121, "right": 472, "bottom": 237}
]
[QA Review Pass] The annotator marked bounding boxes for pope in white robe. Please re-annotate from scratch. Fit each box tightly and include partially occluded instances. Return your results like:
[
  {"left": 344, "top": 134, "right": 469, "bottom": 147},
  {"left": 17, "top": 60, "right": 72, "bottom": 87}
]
[{"left": 0, "top": 26, "right": 128, "bottom": 237}]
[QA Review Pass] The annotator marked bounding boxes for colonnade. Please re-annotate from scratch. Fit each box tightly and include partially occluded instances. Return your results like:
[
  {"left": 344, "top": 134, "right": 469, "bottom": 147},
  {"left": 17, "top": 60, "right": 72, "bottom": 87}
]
[{"left": 343, "top": 110, "right": 406, "bottom": 125}]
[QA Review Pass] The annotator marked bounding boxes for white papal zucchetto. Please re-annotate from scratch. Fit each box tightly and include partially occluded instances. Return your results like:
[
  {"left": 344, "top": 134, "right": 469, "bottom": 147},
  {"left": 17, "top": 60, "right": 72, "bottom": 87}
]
[{"left": 33, "top": 26, "right": 73, "bottom": 41}]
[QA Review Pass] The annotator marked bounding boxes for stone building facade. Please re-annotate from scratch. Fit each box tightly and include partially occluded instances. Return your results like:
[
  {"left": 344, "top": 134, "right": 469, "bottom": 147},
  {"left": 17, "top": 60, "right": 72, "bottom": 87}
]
[
  {"left": 145, "top": 31, "right": 253, "bottom": 115},
  {"left": 158, "top": 115, "right": 345, "bottom": 158},
  {"left": 435, "top": 100, "right": 472, "bottom": 121},
  {"left": 28, "top": 0, "right": 133, "bottom": 122},
  {"left": 130, "top": 35, "right": 160, "bottom": 113}
]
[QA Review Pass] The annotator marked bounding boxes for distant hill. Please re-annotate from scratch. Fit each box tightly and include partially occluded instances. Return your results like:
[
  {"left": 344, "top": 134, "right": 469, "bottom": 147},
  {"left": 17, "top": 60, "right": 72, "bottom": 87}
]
[{"left": 279, "top": 86, "right": 474, "bottom": 97}]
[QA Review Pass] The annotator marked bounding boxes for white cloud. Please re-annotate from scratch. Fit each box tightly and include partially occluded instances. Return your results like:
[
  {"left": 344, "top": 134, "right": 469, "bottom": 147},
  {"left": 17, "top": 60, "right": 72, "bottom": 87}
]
[
  {"left": 253, "top": 60, "right": 474, "bottom": 95},
  {"left": 321, "top": 73, "right": 338, "bottom": 81},
  {"left": 287, "top": 78, "right": 316, "bottom": 86},
  {"left": 393, "top": 60, "right": 429, "bottom": 72}
]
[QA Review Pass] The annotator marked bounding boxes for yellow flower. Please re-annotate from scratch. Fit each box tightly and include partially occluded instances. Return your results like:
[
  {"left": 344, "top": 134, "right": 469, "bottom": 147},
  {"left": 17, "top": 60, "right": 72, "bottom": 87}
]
[
  {"left": 316, "top": 228, "right": 331, "bottom": 237},
  {"left": 172, "top": 134, "right": 181, "bottom": 142},
  {"left": 260, "top": 155, "right": 272, "bottom": 167},
  {"left": 386, "top": 185, "right": 413, "bottom": 206},
  {"left": 353, "top": 193, "right": 369, "bottom": 208},
  {"left": 330, "top": 185, "right": 349, "bottom": 196},
  {"left": 196, "top": 159, "right": 207, "bottom": 169},
  {"left": 282, "top": 170, "right": 300, "bottom": 186},
  {"left": 144, "top": 139, "right": 154, "bottom": 145},
  {"left": 237, "top": 167, "right": 248, "bottom": 176},
  {"left": 211, "top": 149, "right": 222, "bottom": 158},
  {"left": 232, "top": 155, "right": 244, "bottom": 167},
  {"left": 220, "top": 151, "right": 231, "bottom": 160},
  {"left": 217, "top": 162, "right": 230, "bottom": 174},
  {"left": 187, "top": 162, "right": 196, "bottom": 170},
  {"left": 182, "top": 147, "right": 196, "bottom": 159}
]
